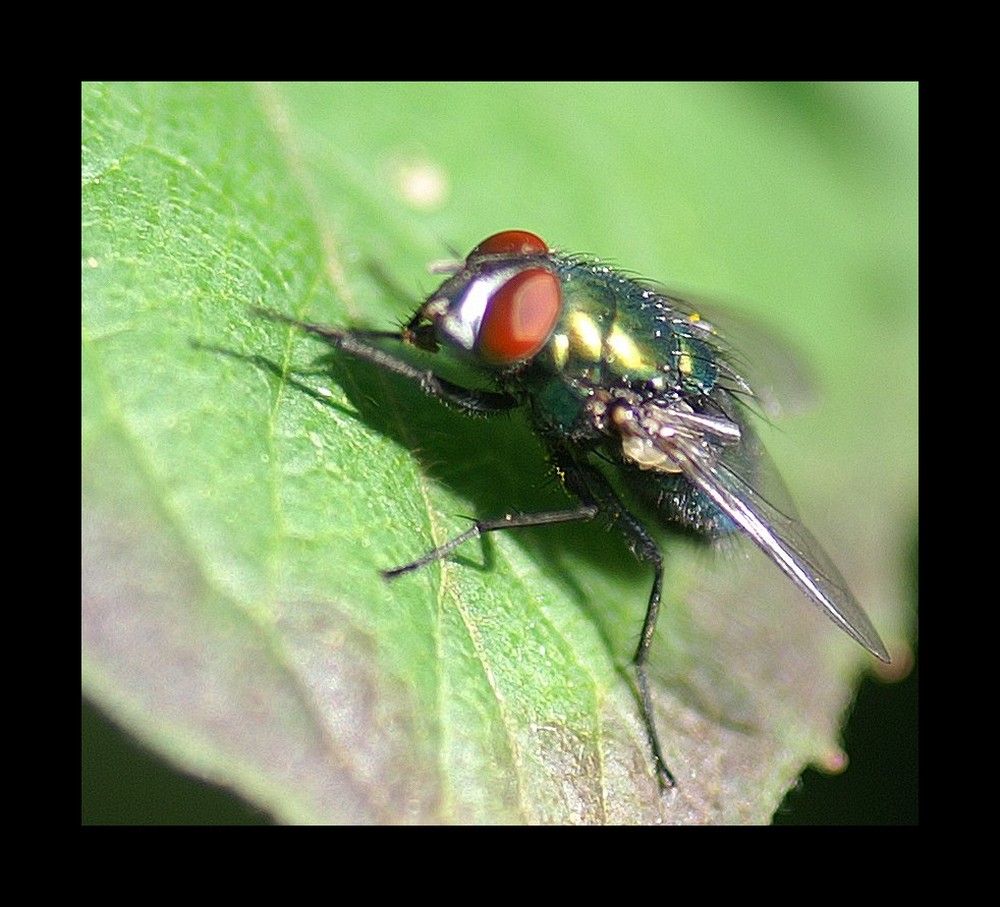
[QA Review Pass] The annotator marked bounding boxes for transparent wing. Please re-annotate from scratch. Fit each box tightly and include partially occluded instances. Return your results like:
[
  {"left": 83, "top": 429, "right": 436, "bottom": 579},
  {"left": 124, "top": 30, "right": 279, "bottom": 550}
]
[{"left": 616, "top": 399, "right": 890, "bottom": 662}]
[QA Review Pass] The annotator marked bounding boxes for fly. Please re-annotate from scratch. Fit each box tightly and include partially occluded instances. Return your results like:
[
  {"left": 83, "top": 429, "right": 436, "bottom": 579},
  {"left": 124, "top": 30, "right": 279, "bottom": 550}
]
[{"left": 256, "top": 230, "right": 890, "bottom": 790}]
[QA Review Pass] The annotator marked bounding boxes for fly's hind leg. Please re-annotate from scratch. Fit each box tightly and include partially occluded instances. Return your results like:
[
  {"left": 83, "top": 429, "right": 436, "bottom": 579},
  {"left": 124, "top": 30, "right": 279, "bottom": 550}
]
[
  {"left": 404, "top": 446, "right": 677, "bottom": 791},
  {"left": 551, "top": 450, "right": 675, "bottom": 791}
]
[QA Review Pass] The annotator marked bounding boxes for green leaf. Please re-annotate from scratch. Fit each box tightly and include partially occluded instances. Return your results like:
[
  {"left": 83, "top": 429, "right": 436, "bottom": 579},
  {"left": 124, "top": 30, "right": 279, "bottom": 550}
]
[{"left": 82, "top": 82, "right": 917, "bottom": 824}]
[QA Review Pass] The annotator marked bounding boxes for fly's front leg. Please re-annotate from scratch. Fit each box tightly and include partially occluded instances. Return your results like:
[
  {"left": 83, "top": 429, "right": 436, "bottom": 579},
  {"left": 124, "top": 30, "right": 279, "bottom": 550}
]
[
  {"left": 253, "top": 307, "right": 520, "bottom": 416},
  {"left": 551, "top": 450, "right": 675, "bottom": 791}
]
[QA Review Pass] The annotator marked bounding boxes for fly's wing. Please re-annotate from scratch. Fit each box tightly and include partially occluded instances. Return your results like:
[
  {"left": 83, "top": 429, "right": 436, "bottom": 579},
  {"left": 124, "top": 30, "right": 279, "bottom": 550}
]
[{"left": 615, "top": 399, "right": 890, "bottom": 662}]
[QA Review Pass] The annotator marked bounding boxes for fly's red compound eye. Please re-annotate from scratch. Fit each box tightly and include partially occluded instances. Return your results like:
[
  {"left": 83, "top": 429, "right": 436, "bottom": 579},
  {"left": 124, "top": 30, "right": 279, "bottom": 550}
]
[
  {"left": 471, "top": 230, "right": 549, "bottom": 258},
  {"left": 476, "top": 267, "right": 562, "bottom": 364}
]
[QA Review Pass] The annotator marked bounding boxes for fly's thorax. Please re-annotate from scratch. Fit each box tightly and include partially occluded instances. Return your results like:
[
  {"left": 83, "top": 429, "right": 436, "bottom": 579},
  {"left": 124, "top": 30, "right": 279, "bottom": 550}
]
[
  {"left": 514, "top": 261, "right": 732, "bottom": 448},
  {"left": 538, "top": 258, "right": 722, "bottom": 399}
]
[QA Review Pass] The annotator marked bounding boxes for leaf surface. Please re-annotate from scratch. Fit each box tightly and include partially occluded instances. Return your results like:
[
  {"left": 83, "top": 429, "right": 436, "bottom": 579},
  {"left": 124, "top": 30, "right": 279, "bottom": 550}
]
[{"left": 82, "top": 82, "right": 917, "bottom": 824}]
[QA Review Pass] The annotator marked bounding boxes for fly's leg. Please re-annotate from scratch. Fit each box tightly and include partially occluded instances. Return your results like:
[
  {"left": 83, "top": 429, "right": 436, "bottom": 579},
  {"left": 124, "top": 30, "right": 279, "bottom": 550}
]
[
  {"left": 552, "top": 451, "right": 675, "bottom": 791},
  {"left": 382, "top": 507, "right": 599, "bottom": 578},
  {"left": 253, "top": 307, "right": 520, "bottom": 417}
]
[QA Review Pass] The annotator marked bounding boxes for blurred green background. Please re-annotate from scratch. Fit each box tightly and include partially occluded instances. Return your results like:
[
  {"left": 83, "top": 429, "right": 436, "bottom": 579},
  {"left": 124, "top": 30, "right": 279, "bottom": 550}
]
[{"left": 82, "top": 82, "right": 917, "bottom": 824}]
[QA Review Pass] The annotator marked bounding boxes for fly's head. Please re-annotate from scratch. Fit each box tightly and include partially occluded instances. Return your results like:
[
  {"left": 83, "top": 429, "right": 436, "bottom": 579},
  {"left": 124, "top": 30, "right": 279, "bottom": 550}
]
[{"left": 402, "top": 231, "right": 564, "bottom": 369}]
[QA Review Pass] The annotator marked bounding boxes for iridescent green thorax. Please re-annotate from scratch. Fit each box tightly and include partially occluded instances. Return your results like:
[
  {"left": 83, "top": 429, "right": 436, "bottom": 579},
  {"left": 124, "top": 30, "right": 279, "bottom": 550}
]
[{"left": 509, "top": 253, "right": 724, "bottom": 441}]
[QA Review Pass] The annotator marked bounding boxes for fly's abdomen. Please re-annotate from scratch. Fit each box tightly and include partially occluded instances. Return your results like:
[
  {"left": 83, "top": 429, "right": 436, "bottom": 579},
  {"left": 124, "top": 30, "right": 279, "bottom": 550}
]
[{"left": 629, "top": 468, "right": 735, "bottom": 537}]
